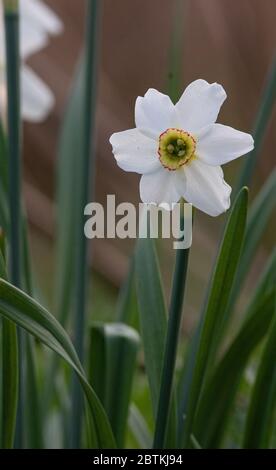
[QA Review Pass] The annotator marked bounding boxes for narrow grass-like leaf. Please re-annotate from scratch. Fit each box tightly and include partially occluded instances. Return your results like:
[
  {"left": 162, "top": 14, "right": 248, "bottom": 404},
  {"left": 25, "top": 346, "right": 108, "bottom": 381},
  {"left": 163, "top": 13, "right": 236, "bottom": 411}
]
[
  {"left": 0, "top": 125, "right": 40, "bottom": 448},
  {"left": 54, "top": 1, "right": 101, "bottom": 446},
  {"left": 206, "top": 170, "right": 276, "bottom": 371},
  {"left": 25, "top": 337, "right": 43, "bottom": 448},
  {"left": 0, "top": 120, "right": 8, "bottom": 191},
  {"left": 20, "top": 218, "right": 43, "bottom": 448},
  {"left": 176, "top": 318, "right": 202, "bottom": 445},
  {"left": 166, "top": 0, "right": 185, "bottom": 103},
  {"left": 0, "top": 278, "right": 116, "bottom": 448},
  {"left": 44, "top": 63, "right": 85, "bottom": 418},
  {"left": 128, "top": 404, "right": 152, "bottom": 449},
  {"left": 135, "top": 234, "right": 177, "bottom": 448},
  {"left": 0, "top": 122, "right": 8, "bottom": 231},
  {"left": 194, "top": 251, "right": 276, "bottom": 448},
  {"left": 235, "top": 56, "right": 276, "bottom": 192},
  {"left": 228, "top": 169, "right": 276, "bottom": 313},
  {"left": 195, "top": 289, "right": 275, "bottom": 448},
  {"left": 0, "top": 184, "right": 8, "bottom": 232},
  {"left": 89, "top": 322, "right": 140, "bottom": 447},
  {"left": 154, "top": 214, "right": 190, "bottom": 449},
  {"left": 55, "top": 62, "right": 85, "bottom": 327},
  {"left": 243, "top": 299, "right": 276, "bottom": 448},
  {"left": 1, "top": 317, "right": 18, "bottom": 449},
  {"left": 116, "top": 257, "right": 139, "bottom": 328},
  {"left": 182, "top": 187, "right": 248, "bottom": 447},
  {"left": 136, "top": 237, "right": 167, "bottom": 415},
  {"left": 0, "top": 241, "right": 18, "bottom": 449}
]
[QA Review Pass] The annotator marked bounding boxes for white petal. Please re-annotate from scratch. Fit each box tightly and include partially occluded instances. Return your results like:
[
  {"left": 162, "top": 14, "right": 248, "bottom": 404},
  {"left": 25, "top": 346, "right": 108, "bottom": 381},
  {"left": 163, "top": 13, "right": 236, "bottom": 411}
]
[
  {"left": 20, "top": 20, "right": 48, "bottom": 59},
  {"left": 175, "top": 79, "right": 227, "bottom": 133},
  {"left": 139, "top": 166, "right": 186, "bottom": 206},
  {"left": 21, "top": 66, "right": 55, "bottom": 122},
  {"left": 20, "top": 0, "right": 63, "bottom": 59},
  {"left": 196, "top": 124, "right": 254, "bottom": 166},
  {"left": 110, "top": 128, "right": 160, "bottom": 174},
  {"left": 135, "top": 88, "right": 175, "bottom": 139},
  {"left": 20, "top": 0, "right": 63, "bottom": 36},
  {"left": 183, "top": 159, "right": 231, "bottom": 216}
]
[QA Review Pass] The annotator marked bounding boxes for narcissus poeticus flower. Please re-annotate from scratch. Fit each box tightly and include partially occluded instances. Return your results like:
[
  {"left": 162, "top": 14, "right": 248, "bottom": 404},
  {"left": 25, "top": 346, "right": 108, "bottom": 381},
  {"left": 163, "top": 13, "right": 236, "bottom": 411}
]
[{"left": 110, "top": 80, "right": 254, "bottom": 216}]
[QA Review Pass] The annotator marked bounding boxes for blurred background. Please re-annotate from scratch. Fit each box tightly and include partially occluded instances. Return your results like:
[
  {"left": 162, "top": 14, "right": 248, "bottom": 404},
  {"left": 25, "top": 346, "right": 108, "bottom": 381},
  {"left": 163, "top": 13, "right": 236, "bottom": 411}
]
[{"left": 23, "top": 0, "right": 275, "bottom": 338}]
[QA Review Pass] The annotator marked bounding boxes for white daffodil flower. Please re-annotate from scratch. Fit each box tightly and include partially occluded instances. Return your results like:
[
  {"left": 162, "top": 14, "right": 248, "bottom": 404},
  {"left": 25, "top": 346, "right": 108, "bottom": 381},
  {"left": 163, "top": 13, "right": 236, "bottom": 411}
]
[
  {"left": 110, "top": 79, "right": 254, "bottom": 216},
  {"left": 0, "top": 0, "right": 63, "bottom": 122}
]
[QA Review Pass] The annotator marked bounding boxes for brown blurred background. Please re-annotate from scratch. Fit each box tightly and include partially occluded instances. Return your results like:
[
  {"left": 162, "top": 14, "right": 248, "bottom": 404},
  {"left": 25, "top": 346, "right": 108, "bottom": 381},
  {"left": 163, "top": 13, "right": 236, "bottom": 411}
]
[{"left": 23, "top": 0, "right": 276, "bottom": 331}]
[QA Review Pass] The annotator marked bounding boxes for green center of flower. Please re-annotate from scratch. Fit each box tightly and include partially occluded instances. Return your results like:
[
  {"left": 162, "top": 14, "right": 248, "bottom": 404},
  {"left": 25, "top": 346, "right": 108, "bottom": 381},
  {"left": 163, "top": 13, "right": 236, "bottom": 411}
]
[{"left": 158, "top": 128, "right": 196, "bottom": 170}]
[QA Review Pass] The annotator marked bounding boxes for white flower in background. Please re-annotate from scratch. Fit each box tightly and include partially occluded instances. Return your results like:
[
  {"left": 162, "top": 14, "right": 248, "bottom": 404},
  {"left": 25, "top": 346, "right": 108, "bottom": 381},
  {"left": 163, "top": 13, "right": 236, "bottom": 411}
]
[
  {"left": 0, "top": 0, "right": 63, "bottom": 122},
  {"left": 110, "top": 80, "right": 254, "bottom": 216}
]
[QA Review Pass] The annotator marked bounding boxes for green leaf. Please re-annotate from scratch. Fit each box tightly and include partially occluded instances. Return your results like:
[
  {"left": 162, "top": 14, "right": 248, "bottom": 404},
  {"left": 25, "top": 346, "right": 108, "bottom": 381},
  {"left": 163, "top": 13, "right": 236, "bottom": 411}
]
[
  {"left": 0, "top": 278, "right": 116, "bottom": 448},
  {"left": 44, "top": 70, "right": 84, "bottom": 397},
  {"left": 49, "top": 54, "right": 91, "bottom": 433},
  {"left": 1, "top": 129, "right": 40, "bottom": 449},
  {"left": 0, "top": 119, "right": 8, "bottom": 191},
  {"left": 212, "top": 171, "right": 276, "bottom": 365},
  {"left": 243, "top": 298, "right": 276, "bottom": 448},
  {"left": 136, "top": 237, "right": 167, "bottom": 414},
  {"left": 25, "top": 337, "right": 43, "bottom": 449},
  {"left": 0, "top": 244, "right": 18, "bottom": 449},
  {"left": 153, "top": 216, "right": 190, "bottom": 449},
  {"left": 234, "top": 57, "right": 276, "bottom": 192},
  {"left": 182, "top": 187, "right": 248, "bottom": 447},
  {"left": 128, "top": 404, "right": 152, "bottom": 449},
  {"left": 89, "top": 322, "right": 140, "bottom": 448},
  {"left": 116, "top": 257, "right": 139, "bottom": 328},
  {"left": 55, "top": 62, "right": 85, "bottom": 327},
  {"left": 176, "top": 317, "right": 202, "bottom": 444},
  {"left": 194, "top": 251, "right": 276, "bottom": 448},
  {"left": 0, "top": 185, "right": 8, "bottom": 233},
  {"left": 135, "top": 234, "right": 177, "bottom": 447},
  {"left": 1, "top": 317, "right": 18, "bottom": 449},
  {"left": 228, "top": 169, "right": 276, "bottom": 313},
  {"left": 0, "top": 121, "right": 8, "bottom": 232},
  {"left": 166, "top": 0, "right": 185, "bottom": 103}
]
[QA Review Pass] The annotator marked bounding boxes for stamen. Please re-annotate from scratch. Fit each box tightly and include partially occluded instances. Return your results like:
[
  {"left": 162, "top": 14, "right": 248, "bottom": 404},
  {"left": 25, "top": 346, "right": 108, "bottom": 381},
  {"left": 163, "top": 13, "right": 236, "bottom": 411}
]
[
  {"left": 167, "top": 144, "right": 175, "bottom": 154},
  {"left": 158, "top": 128, "right": 196, "bottom": 171}
]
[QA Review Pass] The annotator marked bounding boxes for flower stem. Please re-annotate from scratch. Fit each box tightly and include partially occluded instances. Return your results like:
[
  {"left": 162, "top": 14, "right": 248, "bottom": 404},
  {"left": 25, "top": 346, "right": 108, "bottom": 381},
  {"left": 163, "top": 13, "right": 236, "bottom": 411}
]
[
  {"left": 153, "top": 215, "right": 190, "bottom": 449},
  {"left": 3, "top": 0, "right": 18, "bottom": 13},
  {"left": 4, "top": 0, "right": 21, "bottom": 287},
  {"left": 4, "top": 4, "right": 23, "bottom": 448},
  {"left": 234, "top": 55, "right": 276, "bottom": 194},
  {"left": 70, "top": 0, "right": 101, "bottom": 448}
]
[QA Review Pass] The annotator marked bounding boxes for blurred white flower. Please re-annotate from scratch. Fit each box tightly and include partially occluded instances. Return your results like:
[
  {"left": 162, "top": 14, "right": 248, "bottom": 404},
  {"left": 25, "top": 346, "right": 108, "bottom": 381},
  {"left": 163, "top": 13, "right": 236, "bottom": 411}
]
[
  {"left": 0, "top": 0, "right": 63, "bottom": 122},
  {"left": 110, "top": 79, "right": 254, "bottom": 216}
]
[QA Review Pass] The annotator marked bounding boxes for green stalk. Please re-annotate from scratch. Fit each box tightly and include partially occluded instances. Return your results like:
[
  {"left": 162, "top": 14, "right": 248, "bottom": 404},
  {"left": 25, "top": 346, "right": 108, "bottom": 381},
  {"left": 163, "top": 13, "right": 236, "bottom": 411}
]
[
  {"left": 234, "top": 55, "right": 276, "bottom": 193},
  {"left": 70, "top": 0, "right": 101, "bottom": 448},
  {"left": 152, "top": 2, "right": 188, "bottom": 447},
  {"left": 4, "top": 2, "right": 22, "bottom": 448},
  {"left": 4, "top": 0, "right": 21, "bottom": 286},
  {"left": 153, "top": 215, "right": 190, "bottom": 449}
]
